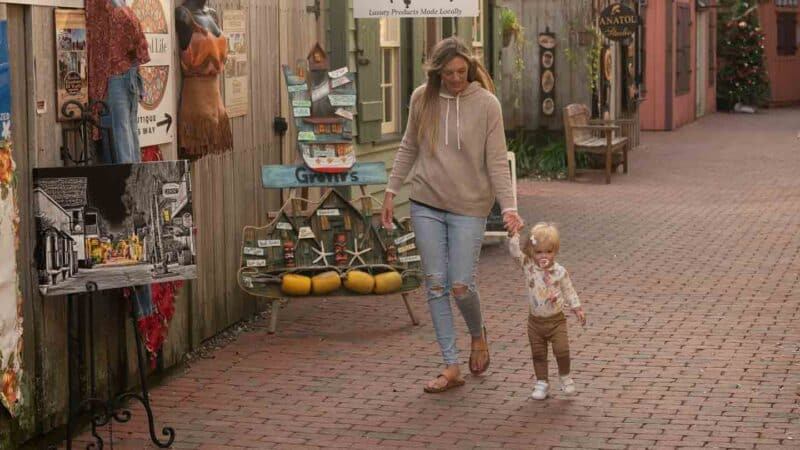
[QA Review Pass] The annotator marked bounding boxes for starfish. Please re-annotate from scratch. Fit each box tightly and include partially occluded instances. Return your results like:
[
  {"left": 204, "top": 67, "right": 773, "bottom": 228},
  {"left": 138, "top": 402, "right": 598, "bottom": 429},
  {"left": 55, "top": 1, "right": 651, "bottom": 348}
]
[
  {"left": 346, "top": 237, "right": 372, "bottom": 266},
  {"left": 311, "top": 239, "right": 334, "bottom": 266}
]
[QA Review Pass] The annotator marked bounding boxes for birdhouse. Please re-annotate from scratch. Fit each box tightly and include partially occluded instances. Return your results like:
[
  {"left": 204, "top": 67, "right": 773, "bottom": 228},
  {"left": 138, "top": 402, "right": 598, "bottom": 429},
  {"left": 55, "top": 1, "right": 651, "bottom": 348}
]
[{"left": 307, "top": 42, "right": 329, "bottom": 71}]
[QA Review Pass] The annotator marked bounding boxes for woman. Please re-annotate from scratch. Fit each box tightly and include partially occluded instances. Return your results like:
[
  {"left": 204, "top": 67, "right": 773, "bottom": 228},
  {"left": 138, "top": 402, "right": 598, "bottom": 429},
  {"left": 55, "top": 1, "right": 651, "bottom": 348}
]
[{"left": 381, "top": 37, "right": 523, "bottom": 393}]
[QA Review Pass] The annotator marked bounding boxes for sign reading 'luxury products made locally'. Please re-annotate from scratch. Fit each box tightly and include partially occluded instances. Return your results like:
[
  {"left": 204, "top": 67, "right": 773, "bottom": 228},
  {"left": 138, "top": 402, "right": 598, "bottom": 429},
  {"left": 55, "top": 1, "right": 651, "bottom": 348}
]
[
  {"left": 598, "top": 3, "right": 638, "bottom": 41},
  {"left": 353, "top": 0, "right": 478, "bottom": 18}
]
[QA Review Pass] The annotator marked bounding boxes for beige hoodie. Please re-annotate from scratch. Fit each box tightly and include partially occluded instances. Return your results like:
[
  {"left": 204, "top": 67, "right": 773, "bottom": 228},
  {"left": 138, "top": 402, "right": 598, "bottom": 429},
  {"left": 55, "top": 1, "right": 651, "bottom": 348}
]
[{"left": 386, "top": 82, "right": 516, "bottom": 217}]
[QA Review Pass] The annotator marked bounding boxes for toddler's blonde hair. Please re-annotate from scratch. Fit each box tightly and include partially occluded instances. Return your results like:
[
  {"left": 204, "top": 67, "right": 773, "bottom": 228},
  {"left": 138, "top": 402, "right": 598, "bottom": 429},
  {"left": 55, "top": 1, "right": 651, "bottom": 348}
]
[{"left": 521, "top": 222, "right": 561, "bottom": 261}]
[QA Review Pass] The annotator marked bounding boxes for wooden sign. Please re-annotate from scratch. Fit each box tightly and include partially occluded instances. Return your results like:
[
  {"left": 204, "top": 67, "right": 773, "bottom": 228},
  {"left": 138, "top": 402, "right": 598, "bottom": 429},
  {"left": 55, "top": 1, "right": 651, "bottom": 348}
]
[
  {"left": 262, "top": 162, "right": 387, "bottom": 188},
  {"left": 598, "top": 3, "right": 638, "bottom": 41}
]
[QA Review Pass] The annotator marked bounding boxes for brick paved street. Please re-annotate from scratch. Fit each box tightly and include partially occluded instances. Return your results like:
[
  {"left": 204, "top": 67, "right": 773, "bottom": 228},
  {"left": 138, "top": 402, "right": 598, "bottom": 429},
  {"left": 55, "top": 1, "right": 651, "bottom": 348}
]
[{"left": 66, "top": 109, "right": 800, "bottom": 449}]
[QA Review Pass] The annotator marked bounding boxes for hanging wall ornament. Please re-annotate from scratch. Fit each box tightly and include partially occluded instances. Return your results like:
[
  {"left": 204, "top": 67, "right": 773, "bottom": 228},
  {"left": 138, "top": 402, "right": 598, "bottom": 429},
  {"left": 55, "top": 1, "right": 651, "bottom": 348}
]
[
  {"left": 282, "top": 43, "right": 357, "bottom": 173},
  {"left": 538, "top": 29, "right": 557, "bottom": 117},
  {"left": 604, "top": 47, "right": 613, "bottom": 81}
]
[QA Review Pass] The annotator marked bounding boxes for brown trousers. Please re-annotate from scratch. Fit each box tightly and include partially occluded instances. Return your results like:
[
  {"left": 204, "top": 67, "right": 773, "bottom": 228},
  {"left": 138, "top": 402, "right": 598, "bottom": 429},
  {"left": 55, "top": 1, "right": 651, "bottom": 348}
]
[{"left": 527, "top": 312, "right": 571, "bottom": 381}]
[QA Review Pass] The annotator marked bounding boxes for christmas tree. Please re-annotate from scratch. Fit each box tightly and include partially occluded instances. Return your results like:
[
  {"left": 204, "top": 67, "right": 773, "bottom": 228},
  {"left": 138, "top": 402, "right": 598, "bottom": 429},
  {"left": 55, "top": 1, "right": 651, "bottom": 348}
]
[{"left": 717, "top": 0, "right": 770, "bottom": 110}]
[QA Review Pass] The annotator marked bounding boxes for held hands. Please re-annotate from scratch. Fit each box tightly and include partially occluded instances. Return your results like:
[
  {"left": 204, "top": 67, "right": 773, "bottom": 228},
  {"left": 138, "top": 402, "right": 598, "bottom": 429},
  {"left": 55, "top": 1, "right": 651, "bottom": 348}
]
[
  {"left": 503, "top": 210, "right": 524, "bottom": 236},
  {"left": 381, "top": 192, "right": 395, "bottom": 229},
  {"left": 572, "top": 307, "right": 587, "bottom": 327}
]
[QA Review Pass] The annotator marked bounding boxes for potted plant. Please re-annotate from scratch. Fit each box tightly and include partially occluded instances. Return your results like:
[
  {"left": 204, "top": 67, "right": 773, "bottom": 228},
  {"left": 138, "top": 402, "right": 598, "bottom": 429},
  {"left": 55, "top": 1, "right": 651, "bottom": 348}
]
[{"left": 500, "top": 8, "right": 523, "bottom": 47}]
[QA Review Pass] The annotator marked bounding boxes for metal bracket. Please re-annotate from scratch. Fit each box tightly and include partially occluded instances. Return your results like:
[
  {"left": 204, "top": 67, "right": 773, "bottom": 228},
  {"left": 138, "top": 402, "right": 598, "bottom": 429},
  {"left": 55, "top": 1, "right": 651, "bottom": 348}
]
[{"left": 306, "top": 0, "right": 320, "bottom": 20}]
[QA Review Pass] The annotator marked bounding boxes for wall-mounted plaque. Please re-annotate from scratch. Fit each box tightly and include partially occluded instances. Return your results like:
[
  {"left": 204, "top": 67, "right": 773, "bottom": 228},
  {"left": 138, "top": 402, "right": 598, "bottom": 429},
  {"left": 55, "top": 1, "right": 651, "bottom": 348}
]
[{"left": 598, "top": 3, "right": 638, "bottom": 41}]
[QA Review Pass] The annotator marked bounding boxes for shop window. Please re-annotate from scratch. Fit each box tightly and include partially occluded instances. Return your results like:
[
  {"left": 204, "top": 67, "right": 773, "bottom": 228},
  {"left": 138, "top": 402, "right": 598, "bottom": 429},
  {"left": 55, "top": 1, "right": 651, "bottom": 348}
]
[
  {"left": 675, "top": 4, "right": 692, "bottom": 95},
  {"left": 380, "top": 18, "right": 401, "bottom": 135},
  {"left": 48, "top": 235, "right": 58, "bottom": 270},
  {"left": 777, "top": 12, "right": 798, "bottom": 56}
]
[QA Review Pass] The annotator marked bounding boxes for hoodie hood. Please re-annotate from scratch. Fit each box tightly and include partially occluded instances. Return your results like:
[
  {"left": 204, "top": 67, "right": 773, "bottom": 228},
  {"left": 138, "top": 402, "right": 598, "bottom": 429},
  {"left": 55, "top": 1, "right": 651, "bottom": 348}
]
[{"left": 438, "top": 81, "right": 483, "bottom": 151}]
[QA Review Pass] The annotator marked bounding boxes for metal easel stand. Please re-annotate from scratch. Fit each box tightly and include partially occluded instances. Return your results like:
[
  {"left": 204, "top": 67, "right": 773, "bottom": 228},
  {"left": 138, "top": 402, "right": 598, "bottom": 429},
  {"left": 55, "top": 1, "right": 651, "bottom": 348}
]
[{"left": 59, "top": 282, "right": 175, "bottom": 449}]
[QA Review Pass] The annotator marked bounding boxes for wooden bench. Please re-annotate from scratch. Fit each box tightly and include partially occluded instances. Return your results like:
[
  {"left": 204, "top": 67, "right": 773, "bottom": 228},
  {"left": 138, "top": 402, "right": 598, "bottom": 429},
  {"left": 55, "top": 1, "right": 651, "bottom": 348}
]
[{"left": 563, "top": 104, "right": 632, "bottom": 184}]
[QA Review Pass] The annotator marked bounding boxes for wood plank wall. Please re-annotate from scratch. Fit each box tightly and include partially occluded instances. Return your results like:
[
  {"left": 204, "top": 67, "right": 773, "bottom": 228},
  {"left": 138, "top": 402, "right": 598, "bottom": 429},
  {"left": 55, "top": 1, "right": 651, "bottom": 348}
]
[
  {"left": 2, "top": 0, "right": 321, "bottom": 445},
  {"left": 497, "top": 0, "right": 594, "bottom": 130}
]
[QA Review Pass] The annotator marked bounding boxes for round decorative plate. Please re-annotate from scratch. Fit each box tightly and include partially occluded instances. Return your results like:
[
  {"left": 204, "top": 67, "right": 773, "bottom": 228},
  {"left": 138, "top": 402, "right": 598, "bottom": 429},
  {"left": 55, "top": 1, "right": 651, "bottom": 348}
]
[
  {"left": 541, "top": 70, "right": 555, "bottom": 93},
  {"left": 542, "top": 98, "right": 555, "bottom": 116},
  {"left": 139, "top": 66, "right": 169, "bottom": 110},
  {"left": 541, "top": 50, "right": 554, "bottom": 69},
  {"left": 603, "top": 48, "right": 613, "bottom": 81},
  {"left": 131, "top": 0, "right": 168, "bottom": 34},
  {"left": 538, "top": 34, "right": 557, "bottom": 49}
]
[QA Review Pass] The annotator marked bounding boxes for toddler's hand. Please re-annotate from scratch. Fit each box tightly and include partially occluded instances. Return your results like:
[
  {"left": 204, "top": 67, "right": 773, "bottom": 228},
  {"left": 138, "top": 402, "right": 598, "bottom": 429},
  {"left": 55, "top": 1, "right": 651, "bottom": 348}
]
[{"left": 572, "top": 307, "right": 586, "bottom": 327}]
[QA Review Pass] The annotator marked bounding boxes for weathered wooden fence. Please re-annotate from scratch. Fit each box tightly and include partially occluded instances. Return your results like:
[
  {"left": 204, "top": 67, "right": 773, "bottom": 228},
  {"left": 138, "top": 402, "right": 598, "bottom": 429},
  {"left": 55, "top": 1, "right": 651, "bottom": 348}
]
[
  {"left": 1, "top": 0, "right": 319, "bottom": 446},
  {"left": 497, "top": 0, "right": 594, "bottom": 130}
]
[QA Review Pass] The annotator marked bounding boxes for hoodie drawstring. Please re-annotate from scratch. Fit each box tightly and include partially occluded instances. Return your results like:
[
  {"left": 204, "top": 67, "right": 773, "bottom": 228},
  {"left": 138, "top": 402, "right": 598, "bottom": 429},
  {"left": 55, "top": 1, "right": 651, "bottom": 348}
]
[
  {"left": 456, "top": 95, "right": 461, "bottom": 151},
  {"left": 443, "top": 96, "right": 462, "bottom": 150},
  {"left": 445, "top": 98, "right": 450, "bottom": 148}
]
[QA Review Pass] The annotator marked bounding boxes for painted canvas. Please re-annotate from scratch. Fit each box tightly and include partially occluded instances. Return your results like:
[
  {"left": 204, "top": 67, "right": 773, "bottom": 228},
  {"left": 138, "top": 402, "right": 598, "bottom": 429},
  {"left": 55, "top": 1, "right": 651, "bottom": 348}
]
[
  {"left": 0, "top": 19, "right": 23, "bottom": 418},
  {"left": 33, "top": 161, "right": 196, "bottom": 296}
]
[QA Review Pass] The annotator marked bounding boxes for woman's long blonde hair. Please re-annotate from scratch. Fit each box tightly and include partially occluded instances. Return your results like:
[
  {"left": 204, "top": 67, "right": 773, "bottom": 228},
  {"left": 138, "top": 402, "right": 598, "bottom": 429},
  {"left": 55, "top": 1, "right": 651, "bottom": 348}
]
[{"left": 412, "top": 37, "right": 495, "bottom": 150}]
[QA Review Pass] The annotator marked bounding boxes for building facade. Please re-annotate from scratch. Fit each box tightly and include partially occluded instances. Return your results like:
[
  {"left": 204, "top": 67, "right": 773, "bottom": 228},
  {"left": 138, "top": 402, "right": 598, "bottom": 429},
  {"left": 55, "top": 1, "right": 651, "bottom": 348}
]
[
  {"left": 640, "top": 0, "right": 718, "bottom": 130},
  {"left": 759, "top": 0, "right": 800, "bottom": 105}
]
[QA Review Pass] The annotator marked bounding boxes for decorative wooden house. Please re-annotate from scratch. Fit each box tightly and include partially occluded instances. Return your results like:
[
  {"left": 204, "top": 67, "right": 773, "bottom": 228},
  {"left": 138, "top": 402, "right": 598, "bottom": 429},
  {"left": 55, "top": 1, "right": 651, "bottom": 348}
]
[
  {"left": 238, "top": 188, "right": 422, "bottom": 298},
  {"left": 306, "top": 189, "right": 371, "bottom": 268},
  {"left": 238, "top": 207, "right": 298, "bottom": 296}
]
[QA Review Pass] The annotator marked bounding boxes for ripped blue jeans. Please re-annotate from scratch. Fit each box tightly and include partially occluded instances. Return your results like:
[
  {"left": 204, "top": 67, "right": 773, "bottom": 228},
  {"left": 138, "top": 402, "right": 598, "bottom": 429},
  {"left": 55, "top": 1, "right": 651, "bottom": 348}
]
[{"left": 411, "top": 201, "right": 486, "bottom": 365}]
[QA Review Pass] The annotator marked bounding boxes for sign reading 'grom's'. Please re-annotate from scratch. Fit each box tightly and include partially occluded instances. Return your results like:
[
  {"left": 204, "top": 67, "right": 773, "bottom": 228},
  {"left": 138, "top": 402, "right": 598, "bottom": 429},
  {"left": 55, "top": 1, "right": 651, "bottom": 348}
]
[{"left": 598, "top": 3, "right": 638, "bottom": 41}]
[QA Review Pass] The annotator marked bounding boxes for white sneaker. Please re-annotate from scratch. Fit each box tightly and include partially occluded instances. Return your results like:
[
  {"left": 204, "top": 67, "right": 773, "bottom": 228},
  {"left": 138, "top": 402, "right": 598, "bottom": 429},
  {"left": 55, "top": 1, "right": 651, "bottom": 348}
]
[
  {"left": 531, "top": 381, "right": 549, "bottom": 400},
  {"left": 560, "top": 376, "right": 576, "bottom": 395}
]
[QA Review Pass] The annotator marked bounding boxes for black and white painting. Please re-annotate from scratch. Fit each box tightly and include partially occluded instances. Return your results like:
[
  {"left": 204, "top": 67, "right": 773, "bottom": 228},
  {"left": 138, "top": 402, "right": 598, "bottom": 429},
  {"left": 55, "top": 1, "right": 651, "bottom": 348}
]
[{"left": 33, "top": 161, "right": 196, "bottom": 296}]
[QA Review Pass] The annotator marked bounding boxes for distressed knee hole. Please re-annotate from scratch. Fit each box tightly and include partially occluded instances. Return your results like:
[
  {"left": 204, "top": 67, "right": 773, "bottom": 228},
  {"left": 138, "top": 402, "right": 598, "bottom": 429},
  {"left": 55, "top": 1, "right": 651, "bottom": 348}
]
[
  {"left": 451, "top": 283, "right": 471, "bottom": 299},
  {"left": 425, "top": 273, "right": 446, "bottom": 297}
]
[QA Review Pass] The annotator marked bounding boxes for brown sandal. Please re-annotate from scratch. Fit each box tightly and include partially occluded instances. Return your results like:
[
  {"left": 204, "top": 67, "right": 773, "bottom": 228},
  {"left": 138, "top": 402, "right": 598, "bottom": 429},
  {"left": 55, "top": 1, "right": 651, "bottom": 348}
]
[
  {"left": 423, "top": 369, "right": 465, "bottom": 393},
  {"left": 469, "top": 326, "right": 490, "bottom": 375}
]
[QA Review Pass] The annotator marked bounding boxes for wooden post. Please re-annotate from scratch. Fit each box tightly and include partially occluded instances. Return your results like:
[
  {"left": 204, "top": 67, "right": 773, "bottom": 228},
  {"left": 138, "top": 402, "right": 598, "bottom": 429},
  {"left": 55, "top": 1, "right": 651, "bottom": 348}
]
[
  {"left": 268, "top": 299, "right": 282, "bottom": 334},
  {"left": 401, "top": 293, "right": 419, "bottom": 326}
]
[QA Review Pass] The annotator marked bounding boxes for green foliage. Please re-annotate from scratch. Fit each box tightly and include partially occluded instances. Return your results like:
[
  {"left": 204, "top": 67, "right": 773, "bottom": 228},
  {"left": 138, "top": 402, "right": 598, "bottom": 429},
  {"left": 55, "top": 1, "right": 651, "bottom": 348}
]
[
  {"left": 534, "top": 139, "right": 567, "bottom": 174},
  {"left": 509, "top": 131, "right": 591, "bottom": 178},
  {"left": 717, "top": 0, "right": 770, "bottom": 109},
  {"left": 507, "top": 131, "right": 536, "bottom": 177},
  {"left": 500, "top": 8, "right": 519, "bottom": 33}
]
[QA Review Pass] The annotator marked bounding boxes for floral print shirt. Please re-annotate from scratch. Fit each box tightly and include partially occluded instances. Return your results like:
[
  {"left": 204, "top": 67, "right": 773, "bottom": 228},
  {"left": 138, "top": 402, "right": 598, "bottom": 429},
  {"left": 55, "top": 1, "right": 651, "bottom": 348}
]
[
  {"left": 508, "top": 235, "right": 581, "bottom": 317},
  {"left": 87, "top": 0, "right": 151, "bottom": 103}
]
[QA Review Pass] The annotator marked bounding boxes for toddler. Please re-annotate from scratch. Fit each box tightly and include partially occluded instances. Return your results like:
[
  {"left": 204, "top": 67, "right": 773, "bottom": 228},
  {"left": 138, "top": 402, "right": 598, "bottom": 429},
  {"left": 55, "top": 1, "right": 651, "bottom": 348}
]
[{"left": 508, "top": 222, "right": 586, "bottom": 400}]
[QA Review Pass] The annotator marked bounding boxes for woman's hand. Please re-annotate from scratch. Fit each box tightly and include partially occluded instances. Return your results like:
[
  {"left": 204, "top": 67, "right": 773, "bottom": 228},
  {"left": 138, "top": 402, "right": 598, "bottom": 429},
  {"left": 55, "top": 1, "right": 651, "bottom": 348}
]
[
  {"left": 502, "top": 210, "right": 523, "bottom": 236},
  {"left": 381, "top": 192, "right": 395, "bottom": 229}
]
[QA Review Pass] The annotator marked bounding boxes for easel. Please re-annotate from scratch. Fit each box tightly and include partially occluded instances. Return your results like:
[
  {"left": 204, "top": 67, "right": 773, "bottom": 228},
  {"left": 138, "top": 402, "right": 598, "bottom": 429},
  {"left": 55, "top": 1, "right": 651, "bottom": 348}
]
[
  {"left": 52, "top": 101, "right": 175, "bottom": 449},
  {"left": 61, "top": 285, "right": 175, "bottom": 450},
  {"left": 253, "top": 162, "right": 421, "bottom": 334}
]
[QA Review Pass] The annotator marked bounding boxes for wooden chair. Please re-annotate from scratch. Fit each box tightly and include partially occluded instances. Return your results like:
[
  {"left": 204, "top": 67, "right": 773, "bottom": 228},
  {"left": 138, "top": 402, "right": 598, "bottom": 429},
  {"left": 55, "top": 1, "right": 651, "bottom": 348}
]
[{"left": 563, "top": 104, "right": 632, "bottom": 184}]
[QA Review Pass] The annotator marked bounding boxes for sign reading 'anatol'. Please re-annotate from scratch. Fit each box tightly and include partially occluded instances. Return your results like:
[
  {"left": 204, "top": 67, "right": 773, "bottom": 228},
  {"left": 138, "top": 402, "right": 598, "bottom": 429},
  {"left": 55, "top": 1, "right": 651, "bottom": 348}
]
[{"left": 598, "top": 3, "right": 638, "bottom": 41}]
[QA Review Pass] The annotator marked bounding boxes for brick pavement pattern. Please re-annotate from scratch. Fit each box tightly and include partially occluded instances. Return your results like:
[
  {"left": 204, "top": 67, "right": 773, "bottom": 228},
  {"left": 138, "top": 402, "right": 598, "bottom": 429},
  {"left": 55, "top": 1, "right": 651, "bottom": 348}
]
[{"left": 66, "top": 109, "right": 800, "bottom": 449}]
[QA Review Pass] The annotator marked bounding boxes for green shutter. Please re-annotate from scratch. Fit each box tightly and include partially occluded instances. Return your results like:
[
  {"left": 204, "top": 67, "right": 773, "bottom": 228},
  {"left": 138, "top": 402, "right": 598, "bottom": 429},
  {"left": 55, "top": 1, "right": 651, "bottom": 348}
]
[
  {"left": 326, "top": 0, "right": 348, "bottom": 69},
  {"left": 411, "top": 18, "right": 426, "bottom": 89},
  {"left": 442, "top": 17, "right": 455, "bottom": 37},
  {"left": 356, "top": 18, "right": 382, "bottom": 143},
  {"left": 457, "top": 16, "right": 473, "bottom": 49}
]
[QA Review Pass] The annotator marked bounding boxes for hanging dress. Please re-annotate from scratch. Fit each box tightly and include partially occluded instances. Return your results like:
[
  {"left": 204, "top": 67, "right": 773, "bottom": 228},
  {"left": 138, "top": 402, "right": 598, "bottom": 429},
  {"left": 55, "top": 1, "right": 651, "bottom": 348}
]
[{"left": 178, "top": 7, "right": 233, "bottom": 157}]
